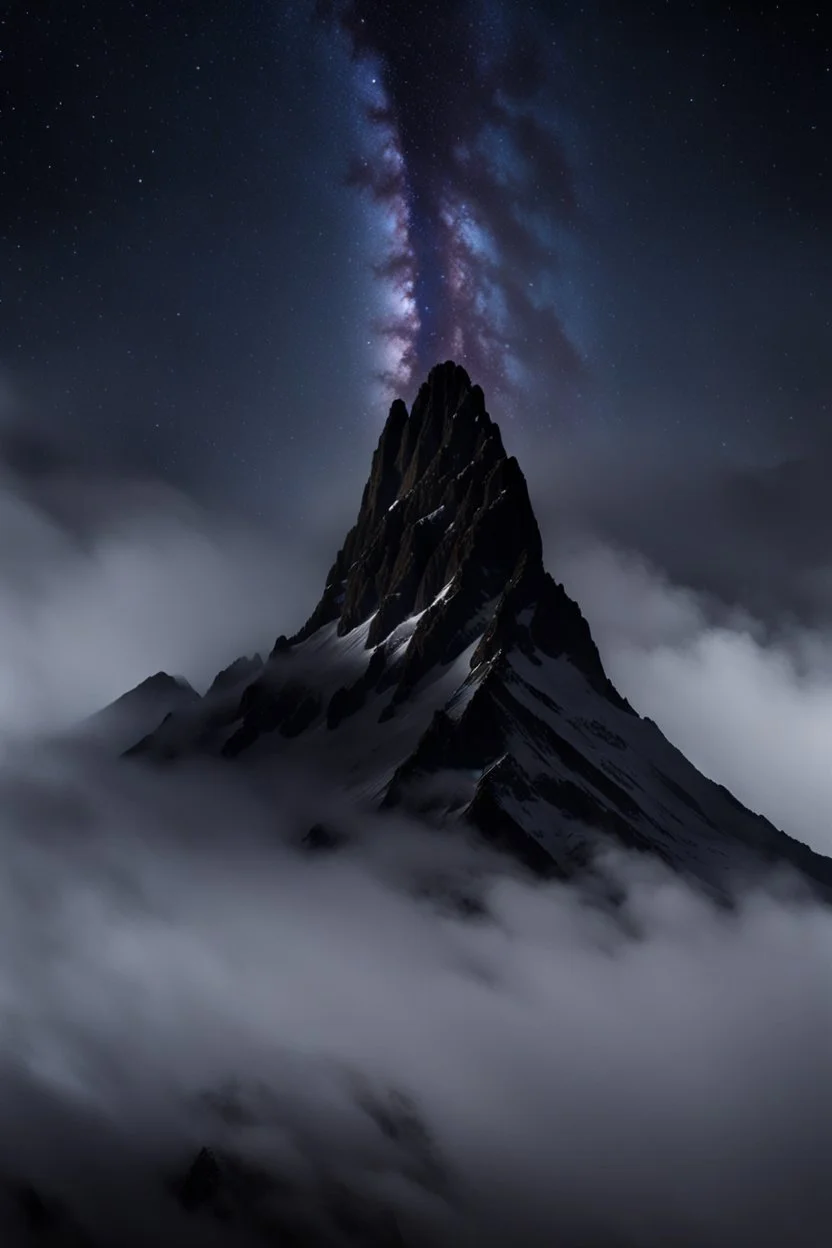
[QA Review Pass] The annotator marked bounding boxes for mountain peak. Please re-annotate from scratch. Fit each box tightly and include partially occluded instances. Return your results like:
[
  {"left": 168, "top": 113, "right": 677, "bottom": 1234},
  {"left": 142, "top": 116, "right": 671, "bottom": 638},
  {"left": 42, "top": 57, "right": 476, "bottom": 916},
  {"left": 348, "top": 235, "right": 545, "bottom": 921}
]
[{"left": 293, "top": 359, "right": 541, "bottom": 658}]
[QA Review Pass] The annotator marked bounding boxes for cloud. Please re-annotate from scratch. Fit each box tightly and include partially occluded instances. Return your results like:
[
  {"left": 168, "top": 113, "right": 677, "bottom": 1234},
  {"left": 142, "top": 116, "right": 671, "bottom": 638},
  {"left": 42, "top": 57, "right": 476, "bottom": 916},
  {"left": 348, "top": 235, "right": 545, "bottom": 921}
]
[
  {"left": 526, "top": 430, "right": 832, "bottom": 633},
  {"left": 0, "top": 736, "right": 829, "bottom": 1245},
  {"left": 0, "top": 446, "right": 324, "bottom": 735},
  {"left": 556, "top": 536, "right": 832, "bottom": 857}
]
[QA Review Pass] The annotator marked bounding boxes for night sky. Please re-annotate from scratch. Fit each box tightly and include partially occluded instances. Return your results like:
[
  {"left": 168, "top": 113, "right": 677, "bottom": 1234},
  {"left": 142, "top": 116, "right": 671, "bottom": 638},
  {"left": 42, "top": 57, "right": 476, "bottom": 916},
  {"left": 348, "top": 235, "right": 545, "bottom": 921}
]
[{"left": 1, "top": 0, "right": 831, "bottom": 593}]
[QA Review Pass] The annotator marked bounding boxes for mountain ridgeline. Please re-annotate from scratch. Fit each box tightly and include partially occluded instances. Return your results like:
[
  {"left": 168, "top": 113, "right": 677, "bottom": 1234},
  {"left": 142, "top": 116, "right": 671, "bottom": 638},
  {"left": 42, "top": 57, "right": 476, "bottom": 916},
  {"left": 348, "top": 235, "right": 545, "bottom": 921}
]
[{"left": 124, "top": 361, "right": 832, "bottom": 898}]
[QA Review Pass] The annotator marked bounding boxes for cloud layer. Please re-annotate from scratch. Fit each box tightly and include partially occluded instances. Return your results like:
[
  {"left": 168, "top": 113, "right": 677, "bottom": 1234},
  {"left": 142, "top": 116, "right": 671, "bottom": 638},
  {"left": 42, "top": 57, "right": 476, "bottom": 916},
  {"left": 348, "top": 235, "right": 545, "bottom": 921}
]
[
  {"left": 0, "top": 449, "right": 323, "bottom": 735},
  {"left": 0, "top": 740, "right": 830, "bottom": 1246}
]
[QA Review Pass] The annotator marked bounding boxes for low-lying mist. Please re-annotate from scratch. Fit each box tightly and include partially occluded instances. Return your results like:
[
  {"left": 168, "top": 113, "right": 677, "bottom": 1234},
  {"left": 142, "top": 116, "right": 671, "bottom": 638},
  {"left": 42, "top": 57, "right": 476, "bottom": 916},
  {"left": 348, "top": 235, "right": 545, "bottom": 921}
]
[
  {"left": 0, "top": 450, "right": 326, "bottom": 734},
  {"left": 0, "top": 439, "right": 831, "bottom": 1244},
  {"left": 0, "top": 741, "right": 830, "bottom": 1246}
]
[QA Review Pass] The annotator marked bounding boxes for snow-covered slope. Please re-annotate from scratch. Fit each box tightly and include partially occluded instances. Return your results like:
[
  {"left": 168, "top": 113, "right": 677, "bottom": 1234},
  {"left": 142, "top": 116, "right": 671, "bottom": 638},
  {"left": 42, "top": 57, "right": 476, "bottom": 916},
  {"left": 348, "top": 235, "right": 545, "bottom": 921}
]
[{"left": 123, "top": 361, "right": 832, "bottom": 901}]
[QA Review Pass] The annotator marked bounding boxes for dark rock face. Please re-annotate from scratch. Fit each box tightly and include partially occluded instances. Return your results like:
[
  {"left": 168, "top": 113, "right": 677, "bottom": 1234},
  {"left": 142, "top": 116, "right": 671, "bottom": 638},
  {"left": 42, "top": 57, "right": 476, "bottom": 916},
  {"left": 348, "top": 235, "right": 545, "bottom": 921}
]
[
  {"left": 472, "top": 561, "right": 633, "bottom": 714},
  {"left": 293, "top": 360, "right": 611, "bottom": 720},
  {"left": 464, "top": 756, "right": 569, "bottom": 878},
  {"left": 222, "top": 675, "right": 321, "bottom": 758},
  {"left": 326, "top": 644, "right": 387, "bottom": 729},
  {"left": 294, "top": 362, "right": 537, "bottom": 648},
  {"left": 270, "top": 632, "right": 291, "bottom": 657}
]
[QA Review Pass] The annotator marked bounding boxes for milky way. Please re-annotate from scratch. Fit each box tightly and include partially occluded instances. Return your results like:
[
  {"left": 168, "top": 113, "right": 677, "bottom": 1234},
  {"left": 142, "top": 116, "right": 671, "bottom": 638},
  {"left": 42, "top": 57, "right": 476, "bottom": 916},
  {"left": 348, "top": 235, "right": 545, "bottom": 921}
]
[{"left": 319, "top": 0, "right": 582, "bottom": 400}]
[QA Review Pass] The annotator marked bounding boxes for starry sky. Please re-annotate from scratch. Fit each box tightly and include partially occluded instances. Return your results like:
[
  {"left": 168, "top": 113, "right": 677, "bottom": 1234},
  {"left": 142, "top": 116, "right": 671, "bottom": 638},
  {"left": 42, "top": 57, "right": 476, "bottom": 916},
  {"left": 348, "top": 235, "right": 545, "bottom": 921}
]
[{"left": 1, "top": 0, "right": 831, "bottom": 601}]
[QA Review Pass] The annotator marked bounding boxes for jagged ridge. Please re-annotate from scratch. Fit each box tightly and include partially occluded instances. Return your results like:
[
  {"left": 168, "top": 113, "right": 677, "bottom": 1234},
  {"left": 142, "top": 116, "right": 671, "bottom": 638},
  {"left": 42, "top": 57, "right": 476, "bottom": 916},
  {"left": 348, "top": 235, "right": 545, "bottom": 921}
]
[{"left": 289, "top": 360, "right": 619, "bottom": 715}]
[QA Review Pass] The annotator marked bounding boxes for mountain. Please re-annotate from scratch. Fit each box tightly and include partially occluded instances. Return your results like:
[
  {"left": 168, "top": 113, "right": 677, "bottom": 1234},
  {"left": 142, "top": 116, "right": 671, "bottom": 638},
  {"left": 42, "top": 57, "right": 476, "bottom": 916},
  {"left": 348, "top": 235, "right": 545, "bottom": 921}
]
[
  {"left": 80, "top": 670, "right": 200, "bottom": 752},
  {"left": 123, "top": 361, "right": 832, "bottom": 900}
]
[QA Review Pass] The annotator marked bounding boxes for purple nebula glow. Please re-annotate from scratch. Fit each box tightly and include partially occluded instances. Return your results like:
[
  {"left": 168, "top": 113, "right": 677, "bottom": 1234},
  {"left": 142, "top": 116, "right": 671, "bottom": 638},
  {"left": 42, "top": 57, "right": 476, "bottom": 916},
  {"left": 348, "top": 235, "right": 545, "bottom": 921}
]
[{"left": 319, "top": 0, "right": 585, "bottom": 405}]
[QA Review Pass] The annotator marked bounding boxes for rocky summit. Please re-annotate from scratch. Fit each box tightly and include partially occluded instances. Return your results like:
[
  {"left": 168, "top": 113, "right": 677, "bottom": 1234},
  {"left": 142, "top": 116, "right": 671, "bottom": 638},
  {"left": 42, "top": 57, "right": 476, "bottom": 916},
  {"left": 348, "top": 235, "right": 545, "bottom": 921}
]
[{"left": 124, "top": 361, "right": 832, "bottom": 899}]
